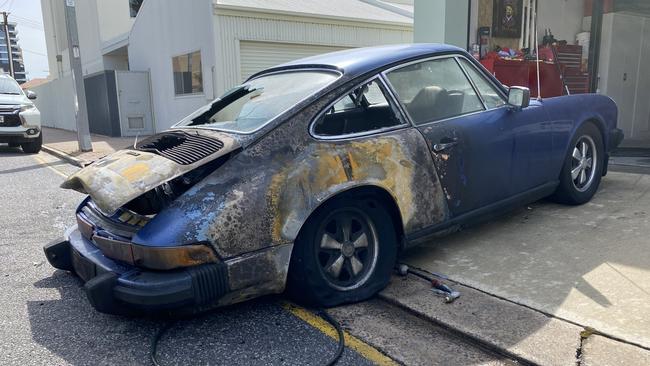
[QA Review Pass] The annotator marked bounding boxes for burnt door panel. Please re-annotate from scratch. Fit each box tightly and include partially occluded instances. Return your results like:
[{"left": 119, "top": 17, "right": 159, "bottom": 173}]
[{"left": 417, "top": 110, "right": 514, "bottom": 216}]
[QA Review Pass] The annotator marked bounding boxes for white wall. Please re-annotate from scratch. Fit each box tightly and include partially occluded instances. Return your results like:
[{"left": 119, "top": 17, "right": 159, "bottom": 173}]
[
  {"left": 75, "top": 0, "right": 105, "bottom": 76},
  {"left": 413, "top": 0, "right": 468, "bottom": 48},
  {"left": 40, "top": 0, "right": 134, "bottom": 79},
  {"left": 32, "top": 75, "right": 77, "bottom": 131},
  {"left": 96, "top": 0, "right": 135, "bottom": 44},
  {"left": 128, "top": 0, "right": 217, "bottom": 131},
  {"left": 536, "top": 0, "right": 584, "bottom": 43}
]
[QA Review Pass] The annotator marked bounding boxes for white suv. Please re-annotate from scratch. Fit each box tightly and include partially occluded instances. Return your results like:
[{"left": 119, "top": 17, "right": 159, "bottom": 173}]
[{"left": 0, "top": 74, "right": 42, "bottom": 153}]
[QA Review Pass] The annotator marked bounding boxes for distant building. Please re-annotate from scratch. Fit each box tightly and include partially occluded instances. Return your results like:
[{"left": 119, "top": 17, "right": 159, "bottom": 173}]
[{"left": 0, "top": 22, "right": 26, "bottom": 84}]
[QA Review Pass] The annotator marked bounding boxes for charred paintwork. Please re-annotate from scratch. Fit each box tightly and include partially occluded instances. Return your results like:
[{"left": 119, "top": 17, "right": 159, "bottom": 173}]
[
  {"left": 61, "top": 130, "right": 240, "bottom": 215},
  {"left": 61, "top": 77, "right": 450, "bottom": 306},
  {"left": 159, "top": 83, "right": 449, "bottom": 262},
  {"left": 217, "top": 244, "right": 292, "bottom": 305}
]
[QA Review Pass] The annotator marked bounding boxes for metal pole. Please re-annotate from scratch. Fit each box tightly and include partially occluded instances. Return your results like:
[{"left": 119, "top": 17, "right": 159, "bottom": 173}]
[
  {"left": 62, "top": 0, "right": 92, "bottom": 152},
  {"left": 588, "top": 0, "right": 603, "bottom": 93},
  {"left": 535, "top": 22, "right": 541, "bottom": 100},
  {"left": 2, "top": 12, "right": 14, "bottom": 78}
]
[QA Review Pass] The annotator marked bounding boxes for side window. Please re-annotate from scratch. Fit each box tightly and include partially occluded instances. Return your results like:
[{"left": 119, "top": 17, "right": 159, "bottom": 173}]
[
  {"left": 386, "top": 57, "right": 484, "bottom": 124},
  {"left": 313, "top": 79, "right": 404, "bottom": 137},
  {"left": 458, "top": 58, "right": 506, "bottom": 109},
  {"left": 332, "top": 95, "right": 356, "bottom": 112}
]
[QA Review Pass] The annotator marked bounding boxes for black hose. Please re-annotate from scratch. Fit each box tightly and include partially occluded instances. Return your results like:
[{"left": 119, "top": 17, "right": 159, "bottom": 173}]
[
  {"left": 317, "top": 308, "right": 345, "bottom": 366},
  {"left": 148, "top": 308, "right": 345, "bottom": 366},
  {"left": 150, "top": 320, "right": 176, "bottom": 366}
]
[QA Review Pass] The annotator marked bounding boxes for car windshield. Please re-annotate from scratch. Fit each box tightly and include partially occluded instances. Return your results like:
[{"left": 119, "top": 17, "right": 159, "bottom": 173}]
[
  {"left": 0, "top": 77, "right": 22, "bottom": 95},
  {"left": 177, "top": 70, "right": 339, "bottom": 133}
]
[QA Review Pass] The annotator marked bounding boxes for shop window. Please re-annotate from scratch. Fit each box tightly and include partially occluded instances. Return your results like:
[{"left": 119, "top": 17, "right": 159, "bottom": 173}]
[
  {"left": 172, "top": 50, "right": 203, "bottom": 95},
  {"left": 386, "top": 57, "right": 484, "bottom": 124},
  {"left": 313, "top": 79, "right": 404, "bottom": 137},
  {"left": 458, "top": 58, "right": 506, "bottom": 109}
]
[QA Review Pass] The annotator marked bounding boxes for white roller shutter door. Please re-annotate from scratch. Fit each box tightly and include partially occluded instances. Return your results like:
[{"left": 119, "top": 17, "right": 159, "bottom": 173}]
[{"left": 239, "top": 41, "right": 351, "bottom": 81}]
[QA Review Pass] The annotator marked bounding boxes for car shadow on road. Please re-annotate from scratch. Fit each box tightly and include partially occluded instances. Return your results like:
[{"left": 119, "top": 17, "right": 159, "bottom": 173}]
[
  {"left": 28, "top": 273, "right": 157, "bottom": 365},
  {"left": 0, "top": 145, "right": 24, "bottom": 155},
  {"left": 28, "top": 271, "right": 366, "bottom": 366},
  {"left": 0, "top": 146, "right": 70, "bottom": 176}
]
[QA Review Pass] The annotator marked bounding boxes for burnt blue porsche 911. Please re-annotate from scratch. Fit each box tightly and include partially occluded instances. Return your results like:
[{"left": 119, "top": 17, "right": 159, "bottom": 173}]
[{"left": 44, "top": 44, "right": 623, "bottom": 315}]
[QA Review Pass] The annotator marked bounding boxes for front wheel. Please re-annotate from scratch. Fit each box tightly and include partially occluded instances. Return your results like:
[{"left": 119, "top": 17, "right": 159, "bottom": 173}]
[
  {"left": 21, "top": 133, "right": 42, "bottom": 154},
  {"left": 286, "top": 197, "right": 398, "bottom": 307},
  {"left": 551, "top": 123, "right": 604, "bottom": 205}
]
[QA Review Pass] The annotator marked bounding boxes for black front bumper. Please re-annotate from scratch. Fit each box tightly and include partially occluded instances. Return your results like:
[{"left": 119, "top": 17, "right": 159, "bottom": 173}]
[
  {"left": 610, "top": 128, "right": 624, "bottom": 150},
  {"left": 603, "top": 128, "right": 625, "bottom": 176},
  {"left": 44, "top": 228, "right": 230, "bottom": 315}
]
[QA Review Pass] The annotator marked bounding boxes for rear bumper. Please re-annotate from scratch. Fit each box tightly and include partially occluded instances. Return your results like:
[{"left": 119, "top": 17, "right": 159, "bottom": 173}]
[{"left": 44, "top": 227, "right": 230, "bottom": 315}]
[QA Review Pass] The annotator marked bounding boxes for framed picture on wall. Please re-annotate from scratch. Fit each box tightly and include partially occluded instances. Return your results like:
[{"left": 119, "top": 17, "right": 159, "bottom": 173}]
[{"left": 492, "top": 0, "right": 522, "bottom": 38}]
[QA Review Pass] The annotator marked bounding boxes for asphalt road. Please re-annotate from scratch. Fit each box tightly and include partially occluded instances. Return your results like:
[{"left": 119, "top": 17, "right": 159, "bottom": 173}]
[{"left": 0, "top": 147, "right": 378, "bottom": 366}]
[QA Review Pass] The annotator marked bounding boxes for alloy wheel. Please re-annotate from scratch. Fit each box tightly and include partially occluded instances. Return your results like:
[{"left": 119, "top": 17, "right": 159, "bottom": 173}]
[
  {"left": 315, "top": 208, "right": 379, "bottom": 291},
  {"left": 571, "top": 135, "right": 597, "bottom": 192}
]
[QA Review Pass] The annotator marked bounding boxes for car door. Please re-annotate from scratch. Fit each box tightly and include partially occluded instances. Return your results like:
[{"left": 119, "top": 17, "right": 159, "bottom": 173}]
[
  {"left": 457, "top": 57, "right": 554, "bottom": 194},
  {"left": 384, "top": 55, "right": 550, "bottom": 217}
]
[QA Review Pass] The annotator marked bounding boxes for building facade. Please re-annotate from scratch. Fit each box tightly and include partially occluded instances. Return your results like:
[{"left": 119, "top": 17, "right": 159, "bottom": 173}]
[
  {"left": 36, "top": 0, "right": 412, "bottom": 136},
  {"left": 0, "top": 22, "right": 27, "bottom": 84}
]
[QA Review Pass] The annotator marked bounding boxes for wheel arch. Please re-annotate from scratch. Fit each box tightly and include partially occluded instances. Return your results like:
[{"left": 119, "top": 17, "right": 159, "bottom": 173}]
[
  {"left": 294, "top": 184, "right": 405, "bottom": 250},
  {"left": 561, "top": 117, "right": 607, "bottom": 171}
]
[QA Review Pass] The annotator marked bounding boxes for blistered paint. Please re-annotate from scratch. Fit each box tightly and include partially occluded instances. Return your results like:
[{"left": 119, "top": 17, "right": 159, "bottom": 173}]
[
  {"left": 172, "top": 83, "right": 450, "bottom": 263},
  {"left": 63, "top": 77, "right": 451, "bottom": 307},
  {"left": 61, "top": 130, "right": 240, "bottom": 215}
]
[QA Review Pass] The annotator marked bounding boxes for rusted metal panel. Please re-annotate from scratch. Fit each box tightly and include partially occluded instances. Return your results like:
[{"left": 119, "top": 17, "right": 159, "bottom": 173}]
[
  {"left": 61, "top": 130, "right": 240, "bottom": 215},
  {"left": 169, "top": 84, "right": 450, "bottom": 261}
]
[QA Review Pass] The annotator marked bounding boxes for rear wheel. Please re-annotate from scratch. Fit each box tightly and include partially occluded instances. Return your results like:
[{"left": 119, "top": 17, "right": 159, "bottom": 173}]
[
  {"left": 21, "top": 133, "right": 42, "bottom": 154},
  {"left": 287, "top": 197, "right": 398, "bottom": 307},
  {"left": 552, "top": 123, "right": 604, "bottom": 205}
]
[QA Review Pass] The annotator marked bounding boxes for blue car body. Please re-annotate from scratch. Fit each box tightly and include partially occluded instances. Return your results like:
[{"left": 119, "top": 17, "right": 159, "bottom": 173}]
[{"left": 45, "top": 44, "right": 622, "bottom": 314}]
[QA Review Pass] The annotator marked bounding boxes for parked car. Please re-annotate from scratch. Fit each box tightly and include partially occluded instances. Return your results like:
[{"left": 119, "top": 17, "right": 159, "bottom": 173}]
[
  {"left": 0, "top": 74, "right": 41, "bottom": 153},
  {"left": 44, "top": 44, "right": 623, "bottom": 315}
]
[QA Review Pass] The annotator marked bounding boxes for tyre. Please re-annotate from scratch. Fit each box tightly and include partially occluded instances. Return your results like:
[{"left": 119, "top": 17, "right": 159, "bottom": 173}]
[
  {"left": 286, "top": 196, "right": 398, "bottom": 307},
  {"left": 8, "top": 142, "right": 19, "bottom": 148},
  {"left": 551, "top": 122, "right": 604, "bottom": 205},
  {"left": 21, "top": 133, "right": 42, "bottom": 154}
]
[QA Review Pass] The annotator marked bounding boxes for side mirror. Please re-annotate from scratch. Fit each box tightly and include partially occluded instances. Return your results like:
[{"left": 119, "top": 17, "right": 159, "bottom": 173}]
[
  {"left": 507, "top": 86, "right": 530, "bottom": 109},
  {"left": 26, "top": 90, "right": 37, "bottom": 100}
]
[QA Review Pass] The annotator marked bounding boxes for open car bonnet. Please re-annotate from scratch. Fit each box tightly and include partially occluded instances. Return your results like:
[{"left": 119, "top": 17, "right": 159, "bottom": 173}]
[{"left": 61, "top": 129, "right": 241, "bottom": 215}]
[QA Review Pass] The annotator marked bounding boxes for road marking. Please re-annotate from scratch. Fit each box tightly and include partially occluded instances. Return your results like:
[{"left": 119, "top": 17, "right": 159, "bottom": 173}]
[
  {"left": 281, "top": 302, "right": 399, "bottom": 366},
  {"left": 32, "top": 154, "right": 68, "bottom": 178}
]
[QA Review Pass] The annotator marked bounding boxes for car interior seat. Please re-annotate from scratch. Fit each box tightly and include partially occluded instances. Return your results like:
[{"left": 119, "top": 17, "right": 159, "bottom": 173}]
[{"left": 407, "top": 86, "right": 450, "bottom": 123}]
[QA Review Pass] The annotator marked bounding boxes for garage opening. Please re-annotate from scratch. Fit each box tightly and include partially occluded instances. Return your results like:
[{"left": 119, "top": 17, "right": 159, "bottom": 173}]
[{"left": 239, "top": 41, "right": 351, "bottom": 81}]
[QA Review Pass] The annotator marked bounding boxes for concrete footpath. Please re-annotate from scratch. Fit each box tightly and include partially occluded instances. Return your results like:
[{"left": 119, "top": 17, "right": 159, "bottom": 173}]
[
  {"left": 395, "top": 171, "right": 650, "bottom": 365},
  {"left": 41, "top": 127, "right": 139, "bottom": 166},
  {"left": 376, "top": 273, "right": 650, "bottom": 366}
]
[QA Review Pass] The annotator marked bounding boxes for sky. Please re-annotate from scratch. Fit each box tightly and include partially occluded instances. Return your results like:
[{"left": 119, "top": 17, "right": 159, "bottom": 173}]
[{"left": 1, "top": 0, "right": 48, "bottom": 80}]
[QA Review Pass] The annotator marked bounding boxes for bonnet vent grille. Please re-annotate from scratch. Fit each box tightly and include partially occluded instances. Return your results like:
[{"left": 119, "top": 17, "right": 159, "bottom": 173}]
[{"left": 134, "top": 131, "right": 224, "bottom": 165}]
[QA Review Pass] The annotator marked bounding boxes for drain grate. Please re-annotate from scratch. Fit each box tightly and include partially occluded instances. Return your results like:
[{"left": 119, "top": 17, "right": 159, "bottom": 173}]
[{"left": 134, "top": 131, "right": 224, "bottom": 165}]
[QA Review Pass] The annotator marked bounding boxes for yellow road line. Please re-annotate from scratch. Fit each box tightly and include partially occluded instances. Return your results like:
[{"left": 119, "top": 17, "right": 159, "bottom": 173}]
[
  {"left": 32, "top": 154, "right": 68, "bottom": 178},
  {"left": 281, "top": 302, "right": 399, "bottom": 366}
]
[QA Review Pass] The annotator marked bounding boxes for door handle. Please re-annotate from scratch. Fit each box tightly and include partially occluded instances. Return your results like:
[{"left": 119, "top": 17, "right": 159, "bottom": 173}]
[{"left": 433, "top": 138, "right": 458, "bottom": 152}]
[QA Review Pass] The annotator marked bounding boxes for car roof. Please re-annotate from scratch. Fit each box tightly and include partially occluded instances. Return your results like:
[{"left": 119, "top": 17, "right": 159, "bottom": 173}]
[{"left": 248, "top": 43, "right": 466, "bottom": 81}]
